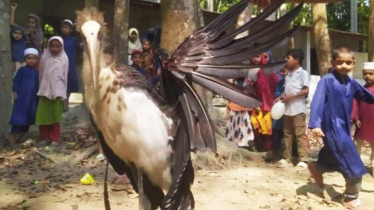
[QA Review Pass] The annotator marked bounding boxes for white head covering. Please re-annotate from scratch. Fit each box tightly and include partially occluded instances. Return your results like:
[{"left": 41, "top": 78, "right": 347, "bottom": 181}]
[
  {"left": 38, "top": 36, "right": 69, "bottom": 100},
  {"left": 363, "top": 62, "right": 374, "bottom": 70},
  {"left": 128, "top": 28, "right": 142, "bottom": 54},
  {"left": 24, "top": 48, "right": 39, "bottom": 57},
  {"left": 62, "top": 19, "right": 73, "bottom": 26}
]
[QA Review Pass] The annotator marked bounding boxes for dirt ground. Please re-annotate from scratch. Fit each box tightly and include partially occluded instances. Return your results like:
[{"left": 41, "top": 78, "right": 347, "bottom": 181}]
[{"left": 1, "top": 104, "right": 374, "bottom": 210}]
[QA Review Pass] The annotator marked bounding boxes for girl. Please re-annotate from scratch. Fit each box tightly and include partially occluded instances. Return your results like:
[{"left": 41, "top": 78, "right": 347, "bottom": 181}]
[
  {"left": 36, "top": 36, "right": 69, "bottom": 146},
  {"left": 249, "top": 51, "right": 280, "bottom": 152},
  {"left": 8, "top": 48, "right": 39, "bottom": 147},
  {"left": 10, "top": 25, "right": 27, "bottom": 76},
  {"left": 11, "top": 4, "right": 44, "bottom": 68},
  {"left": 61, "top": 19, "right": 80, "bottom": 112},
  {"left": 128, "top": 28, "right": 142, "bottom": 65},
  {"left": 142, "top": 39, "right": 161, "bottom": 85}
]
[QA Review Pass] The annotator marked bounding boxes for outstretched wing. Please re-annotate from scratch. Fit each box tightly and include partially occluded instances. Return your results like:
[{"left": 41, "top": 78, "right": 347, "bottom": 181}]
[
  {"left": 160, "top": 1, "right": 303, "bottom": 208},
  {"left": 168, "top": 0, "right": 303, "bottom": 107}
]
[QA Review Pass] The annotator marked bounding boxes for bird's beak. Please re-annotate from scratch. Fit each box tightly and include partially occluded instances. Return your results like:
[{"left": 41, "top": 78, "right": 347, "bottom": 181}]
[{"left": 86, "top": 35, "right": 99, "bottom": 90}]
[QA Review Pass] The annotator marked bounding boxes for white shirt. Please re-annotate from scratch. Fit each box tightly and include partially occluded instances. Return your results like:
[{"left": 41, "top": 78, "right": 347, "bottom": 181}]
[{"left": 284, "top": 67, "right": 309, "bottom": 116}]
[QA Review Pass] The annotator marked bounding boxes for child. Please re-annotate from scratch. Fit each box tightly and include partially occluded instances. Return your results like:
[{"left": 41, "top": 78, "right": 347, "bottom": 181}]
[
  {"left": 128, "top": 28, "right": 142, "bottom": 65},
  {"left": 142, "top": 39, "right": 161, "bottom": 85},
  {"left": 11, "top": 3, "right": 44, "bottom": 68},
  {"left": 308, "top": 46, "right": 374, "bottom": 208},
  {"left": 249, "top": 51, "right": 279, "bottom": 152},
  {"left": 10, "top": 25, "right": 27, "bottom": 76},
  {"left": 8, "top": 48, "right": 39, "bottom": 147},
  {"left": 266, "top": 66, "right": 288, "bottom": 160},
  {"left": 276, "top": 49, "right": 309, "bottom": 168},
  {"left": 131, "top": 50, "right": 161, "bottom": 85},
  {"left": 36, "top": 36, "right": 69, "bottom": 147},
  {"left": 351, "top": 62, "right": 374, "bottom": 175},
  {"left": 61, "top": 19, "right": 79, "bottom": 112}
]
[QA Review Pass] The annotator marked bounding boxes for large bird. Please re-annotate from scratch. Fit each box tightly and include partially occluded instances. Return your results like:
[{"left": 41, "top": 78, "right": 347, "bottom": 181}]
[{"left": 75, "top": 0, "right": 302, "bottom": 209}]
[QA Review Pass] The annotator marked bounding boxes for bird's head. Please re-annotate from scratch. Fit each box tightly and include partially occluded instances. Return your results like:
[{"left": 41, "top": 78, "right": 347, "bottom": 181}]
[{"left": 76, "top": 8, "right": 107, "bottom": 90}]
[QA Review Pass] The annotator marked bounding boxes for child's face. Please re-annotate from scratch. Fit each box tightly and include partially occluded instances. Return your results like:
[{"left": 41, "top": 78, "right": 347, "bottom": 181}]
[
  {"left": 131, "top": 54, "right": 143, "bottom": 66},
  {"left": 261, "top": 53, "right": 270, "bottom": 64},
  {"left": 49, "top": 40, "right": 63, "bottom": 55},
  {"left": 129, "top": 31, "right": 137, "bottom": 43},
  {"left": 331, "top": 52, "right": 355, "bottom": 75},
  {"left": 280, "top": 68, "right": 288, "bottom": 78},
  {"left": 25, "top": 54, "right": 38, "bottom": 67},
  {"left": 286, "top": 55, "right": 299, "bottom": 69},
  {"left": 12, "top": 30, "right": 23, "bottom": 41},
  {"left": 61, "top": 24, "right": 73, "bottom": 36},
  {"left": 27, "top": 17, "right": 37, "bottom": 28},
  {"left": 251, "top": 55, "right": 261, "bottom": 65},
  {"left": 363, "top": 70, "right": 374, "bottom": 84},
  {"left": 143, "top": 41, "right": 150, "bottom": 51}
]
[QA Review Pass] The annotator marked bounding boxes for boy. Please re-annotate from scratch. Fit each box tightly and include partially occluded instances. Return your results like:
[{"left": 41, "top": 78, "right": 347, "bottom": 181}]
[
  {"left": 308, "top": 47, "right": 374, "bottom": 208},
  {"left": 8, "top": 48, "right": 39, "bottom": 147},
  {"left": 351, "top": 62, "right": 374, "bottom": 176},
  {"left": 61, "top": 19, "right": 79, "bottom": 112},
  {"left": 276, "top": 49, "right": 310, "bottom": 168}
]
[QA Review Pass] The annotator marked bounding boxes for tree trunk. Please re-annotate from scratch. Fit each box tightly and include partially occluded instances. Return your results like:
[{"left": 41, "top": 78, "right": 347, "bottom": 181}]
[
  {"left": 312, "top": 4, "right": 332, "bottom": 76},
  {"left": 160, "top": 0, "right": 203, "bottom": 53},
  {"left": 369, "top": 0, "right": 374, "bottom": 61},
  {"left": 287, "top": 3, "right": 295, "bottom": 49},
  {"left": 85, "top": 0, "right": 98, "bottom": 8},
  {"left": 113, "top": 0, "right": 129, "bottom": 64},
  {"left": 0, "top": 0, "right": 13, "bottom": 137}
]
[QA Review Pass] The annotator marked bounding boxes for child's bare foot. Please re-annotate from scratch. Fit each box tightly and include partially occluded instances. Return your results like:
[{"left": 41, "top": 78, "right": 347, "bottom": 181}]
[
  {"left": 308, "top": 162, "right": 324, "bottom": 188},
  {"left": 342, "top": 198, "right": 363, "bottom": 209},
  {"left": 111, "top": 173, "right": 129, "bottom": 184}
]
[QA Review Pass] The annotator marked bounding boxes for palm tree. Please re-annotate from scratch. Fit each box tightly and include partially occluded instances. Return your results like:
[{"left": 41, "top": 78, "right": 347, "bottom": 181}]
[{"left": 369, "top": 0, "right": 374, "bottom": 61}]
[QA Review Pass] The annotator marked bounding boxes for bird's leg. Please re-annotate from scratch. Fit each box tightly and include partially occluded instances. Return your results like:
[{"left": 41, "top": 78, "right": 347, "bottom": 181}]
[{"left": 138, "top": 168, "right": 151, "bottom": 210}]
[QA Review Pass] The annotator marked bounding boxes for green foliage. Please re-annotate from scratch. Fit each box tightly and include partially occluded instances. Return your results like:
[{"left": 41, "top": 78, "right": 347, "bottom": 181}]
[
  {"left": 286, "top": 4, "right": 312, "bottom": 26},
  {"left": 199, "top": 0, "right": 241, "bottom": 13},
  {"left": 327, "top": 0, "right": 370, "bottom": 34}
]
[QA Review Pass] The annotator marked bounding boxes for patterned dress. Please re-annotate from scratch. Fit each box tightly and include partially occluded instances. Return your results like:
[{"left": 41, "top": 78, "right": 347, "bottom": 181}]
[{"left": 225, "top": 79, "right": 255, "bottom": 147}]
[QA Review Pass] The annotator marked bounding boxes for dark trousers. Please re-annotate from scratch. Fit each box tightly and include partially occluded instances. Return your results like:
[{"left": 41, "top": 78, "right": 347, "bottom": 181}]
[
  {"left": 283, "top": 113, "right": 309, "bottom": 162},
  {"left": 272, "top": 129, "right": 283, "bottom": 153},
  {"left": 312, "top": 158, "right": 362, "bottom": 199},
  {"left": 11, "top": 125, "right": 30, "bottom": 134}
]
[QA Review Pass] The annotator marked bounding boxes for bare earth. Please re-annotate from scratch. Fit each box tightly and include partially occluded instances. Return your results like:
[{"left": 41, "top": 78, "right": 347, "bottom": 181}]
[{"left": 1, "top": 104, "right": 374, "bottom": 210}]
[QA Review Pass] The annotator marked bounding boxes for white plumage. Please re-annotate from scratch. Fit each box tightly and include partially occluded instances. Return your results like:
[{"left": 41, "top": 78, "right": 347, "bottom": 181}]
[{"left": 95, "top": 68, "right": 173, "bottom": 190}]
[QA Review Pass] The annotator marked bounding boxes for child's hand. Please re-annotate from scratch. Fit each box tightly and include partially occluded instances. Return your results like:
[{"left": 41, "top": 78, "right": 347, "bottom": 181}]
[
  {"left": 11, "top": 3, "right": 17, "bottom": 10},
  {"left": 354, "top": 120, "right": 361, "bottom": 128},
  {"left": 310, "top": 128, "right": 325, "bottom": 137},
  {"left": 157, "top": 68, "right": 161, "bottom": 76}
]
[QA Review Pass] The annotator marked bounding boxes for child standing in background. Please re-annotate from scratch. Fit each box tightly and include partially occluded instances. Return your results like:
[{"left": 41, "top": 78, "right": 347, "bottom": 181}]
[
  {"left": 10, "top": 25, "right": 27, "bottom": 76},
  {"left": 61, "top": 19, "right": 80, "bottom": 112},
  {"left": 8, "top": 48, "right": 39, "bottom": 147},
  {"left": 351, "top": 62, "right": 374, "bottom": 176},
  {"left": 11, "top": 3, "right": 44, "bottom": 67},
  {"left": 265, "top": 67, "right": 288, "bottom": 160},
  {"left": 36, "top": 36, "right": 69, "bottom": 147}
]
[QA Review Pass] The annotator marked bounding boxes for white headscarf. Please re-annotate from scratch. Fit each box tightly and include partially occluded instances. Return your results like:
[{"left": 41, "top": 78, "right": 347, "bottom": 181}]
[
  {"left": 38, "top": 36, "right": 69, "bottom": 100},
  {"left": 128, "top": 28, "right": 142, "bottom": 54}
]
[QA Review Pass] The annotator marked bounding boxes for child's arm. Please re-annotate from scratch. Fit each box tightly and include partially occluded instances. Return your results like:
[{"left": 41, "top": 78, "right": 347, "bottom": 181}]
[
  {"left": 309, "top": 77, "right": 327, "bottom": 137},
  {"left": 354, "top": 81, "right": 374, "bottom": 105},
  {"left": 10, "top": 3, "right": 17, "bottom": 25},
  {"left": 12, "top": 67, "right": 24, "bottom": 99},
  {"left": 351, "top": 99, "right": 361, "bottom": 128}
]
